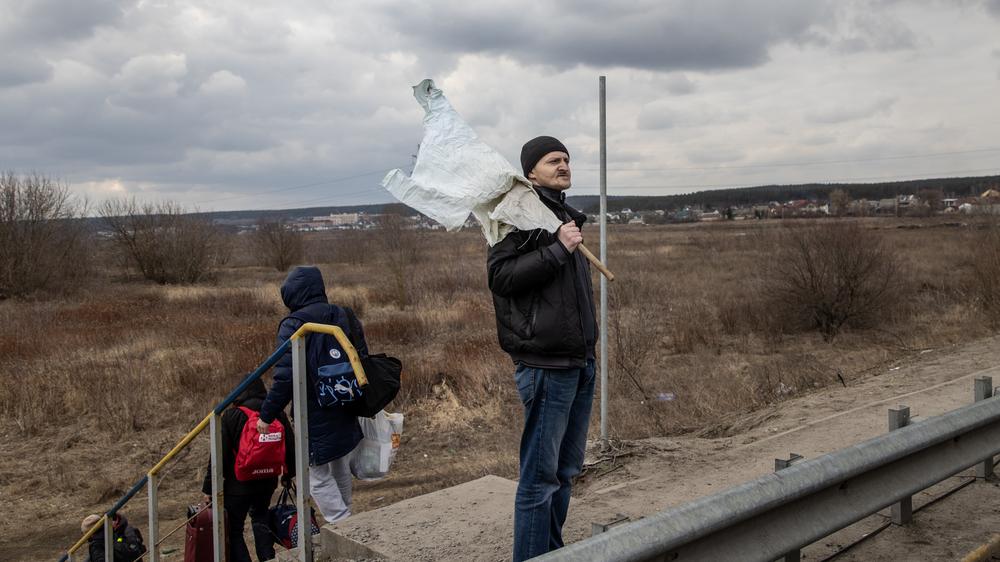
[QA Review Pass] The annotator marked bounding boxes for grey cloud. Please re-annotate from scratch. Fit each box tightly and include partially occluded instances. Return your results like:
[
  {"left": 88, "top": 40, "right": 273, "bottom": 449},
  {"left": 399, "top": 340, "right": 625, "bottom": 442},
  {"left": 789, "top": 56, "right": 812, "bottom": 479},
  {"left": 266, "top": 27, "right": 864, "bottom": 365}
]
[
  {"left": 664, "top": 75, "right": 697, "bottom": 95},
  {"left": 802, "top": 134, "right": 837, "bottom": 146},
  {"left": 987, "top": 0, "right": 1000, "bottom": 16},
  {"left": 806, "top": 97, "right": 896, "bottom": 124},
  {"left": 638, "top": 103, "right": 679, "bottom": 130},
  {"left": 637, "top": 101, "right": 747, "bottom": 131},
  {"left": 1, "top": 0, "right": 996, "bottom": 209},
  {"left": 375, "top": 0, "right": 834, "bottom": 71},
  {"left": 686, "top": 146, "right": 745, "bottom": 164},
  {"left": 0, "top": 52, "right": 53, "bottom": 87},
  {"left": 1, "top": 0, "right": 130, "bottom": 45},
  {"left": 831, "top": 11, "right": 920, "bottom": 53}
]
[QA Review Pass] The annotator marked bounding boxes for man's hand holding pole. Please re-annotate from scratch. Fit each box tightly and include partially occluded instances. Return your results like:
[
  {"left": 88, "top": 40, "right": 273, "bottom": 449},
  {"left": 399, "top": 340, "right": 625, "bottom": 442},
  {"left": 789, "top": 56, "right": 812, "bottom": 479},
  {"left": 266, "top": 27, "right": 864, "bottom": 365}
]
[
  {"left": 558, "top": 222, "right": 583, "bottom": 252},
  {"left": 560, "top": 222, "right": 614, "bottom": 281}
]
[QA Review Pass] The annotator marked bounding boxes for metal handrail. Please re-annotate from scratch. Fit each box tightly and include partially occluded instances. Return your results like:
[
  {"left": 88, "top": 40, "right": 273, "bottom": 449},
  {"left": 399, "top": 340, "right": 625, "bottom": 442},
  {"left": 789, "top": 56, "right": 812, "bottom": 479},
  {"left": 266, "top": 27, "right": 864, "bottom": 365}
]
[{"left": 59, "top": 323, "right": 361, "bottom": 561}]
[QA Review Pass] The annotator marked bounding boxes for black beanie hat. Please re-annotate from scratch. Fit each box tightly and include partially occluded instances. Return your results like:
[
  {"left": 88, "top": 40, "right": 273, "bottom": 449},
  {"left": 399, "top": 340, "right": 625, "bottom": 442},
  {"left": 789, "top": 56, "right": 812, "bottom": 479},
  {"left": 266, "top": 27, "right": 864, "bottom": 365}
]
[{"left": 520, "top": 136, "right": 569, "bottom": 177}]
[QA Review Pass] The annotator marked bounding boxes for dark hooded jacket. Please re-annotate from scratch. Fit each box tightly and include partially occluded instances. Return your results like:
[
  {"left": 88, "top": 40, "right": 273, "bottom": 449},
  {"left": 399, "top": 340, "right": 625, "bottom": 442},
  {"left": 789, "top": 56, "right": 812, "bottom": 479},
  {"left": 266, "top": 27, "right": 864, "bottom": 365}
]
[
  {"left": 259, "top": 266, "right": 366, "bottom": 466},
  {"left": 487, "top": 187, "right": 597, "bottom": 368},
  {"left": 201, "top": 379, "right": 295, "bottom": 496},
  {"left": 87, "top": 514, "right": 145, "bottom": 562}
]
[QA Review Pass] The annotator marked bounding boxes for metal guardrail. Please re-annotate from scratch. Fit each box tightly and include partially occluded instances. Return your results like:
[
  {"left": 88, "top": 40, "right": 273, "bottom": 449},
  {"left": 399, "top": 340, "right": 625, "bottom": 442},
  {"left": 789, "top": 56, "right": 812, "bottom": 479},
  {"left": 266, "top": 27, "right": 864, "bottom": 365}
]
[
  {"left": 59, "top": 322, "right": 364, "bottom": 562},
  {"left": 534, "top": 376, "right": 1000, "bottom": 562}
]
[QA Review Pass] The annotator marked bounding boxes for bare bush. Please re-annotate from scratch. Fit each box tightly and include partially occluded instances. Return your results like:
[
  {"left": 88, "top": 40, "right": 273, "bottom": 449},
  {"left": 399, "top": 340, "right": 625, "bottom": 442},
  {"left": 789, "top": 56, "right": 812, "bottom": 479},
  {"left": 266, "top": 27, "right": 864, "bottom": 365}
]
[
  {"left": 99, "top": 198, "right": 228, "bottom": 284},
  {"left": 251, "top": 218, "right": 304, "bottom": 271},
  {"left": 971, "top": 222, "right": 1000, "bottom": 325},
  {"left": 0, "top": 171, "right": 91, "bottom": 298},
  {"left": 764, "top": 222, "right": 903, "bottom": 340},
  {"left": 371, "top": 206, "right": 424, "bottom": 307},
  {"left": 305, "top": 230, "right": 370, "bottom": 265}
]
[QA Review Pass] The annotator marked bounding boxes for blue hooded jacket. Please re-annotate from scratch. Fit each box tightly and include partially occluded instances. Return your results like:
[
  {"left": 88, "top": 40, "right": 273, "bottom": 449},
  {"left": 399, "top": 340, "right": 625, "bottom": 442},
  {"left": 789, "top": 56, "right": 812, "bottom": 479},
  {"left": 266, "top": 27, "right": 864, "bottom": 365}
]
[{"left": 259, "top": 266, "right": 365, "bottom": 466}]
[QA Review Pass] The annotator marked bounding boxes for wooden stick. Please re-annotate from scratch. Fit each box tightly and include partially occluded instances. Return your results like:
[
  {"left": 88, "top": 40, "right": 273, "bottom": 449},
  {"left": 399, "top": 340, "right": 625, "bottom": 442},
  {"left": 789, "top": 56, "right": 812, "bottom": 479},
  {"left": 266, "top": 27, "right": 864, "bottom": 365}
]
[{"left": 578, "top": 243, "right": 615, "bottom": 281}]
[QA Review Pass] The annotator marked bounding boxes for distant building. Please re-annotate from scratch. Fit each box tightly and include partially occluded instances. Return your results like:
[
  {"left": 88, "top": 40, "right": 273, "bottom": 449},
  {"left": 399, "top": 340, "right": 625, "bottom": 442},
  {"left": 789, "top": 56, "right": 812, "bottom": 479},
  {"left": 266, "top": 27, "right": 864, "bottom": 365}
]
[{"left": 310, "top": 213, "right": 360, "bottom": 226}]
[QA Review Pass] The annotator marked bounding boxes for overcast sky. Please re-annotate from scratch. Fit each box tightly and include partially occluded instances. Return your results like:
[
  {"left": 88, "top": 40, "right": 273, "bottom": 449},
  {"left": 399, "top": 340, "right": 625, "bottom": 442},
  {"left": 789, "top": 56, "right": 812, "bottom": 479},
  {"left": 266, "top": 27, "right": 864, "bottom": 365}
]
[{"left": 2, "top": 0, "right": 999, "bottom": 212}]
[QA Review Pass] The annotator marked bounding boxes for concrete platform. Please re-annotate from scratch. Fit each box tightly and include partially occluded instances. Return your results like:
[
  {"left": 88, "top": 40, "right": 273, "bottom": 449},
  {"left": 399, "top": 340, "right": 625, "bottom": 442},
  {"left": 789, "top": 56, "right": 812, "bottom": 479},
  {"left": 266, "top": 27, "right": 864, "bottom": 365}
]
[{"left": 320, "top": 475, "right": 516, "bottom": 561}]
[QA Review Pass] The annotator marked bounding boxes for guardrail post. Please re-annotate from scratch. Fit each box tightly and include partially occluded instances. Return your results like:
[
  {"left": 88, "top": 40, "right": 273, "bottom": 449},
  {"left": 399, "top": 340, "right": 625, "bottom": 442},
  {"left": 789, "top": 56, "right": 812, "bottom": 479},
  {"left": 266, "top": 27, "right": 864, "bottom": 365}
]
[
  {"left": 104, "top": 515, "right": 114, "bottom": 561},
  {"left": 975, "top": 377, "right": 995, "bottom": 480},
  {"left": 888, "top": 406, "right": 913, "bottom": 525},
  {"left": 774, "top": 453, "right": 803, "bottom": 562},
  {"left": 210, "top": 412, "right": 226, "bottom": 562},
  {"left": 292, "top": 335, "right": 313, "bottom": 561},
  {"left": 147, "top": 472, "right": 159, "bottom": 562},
  {"left": 591, "top": 513, "right": 629, "bottom": 536}
]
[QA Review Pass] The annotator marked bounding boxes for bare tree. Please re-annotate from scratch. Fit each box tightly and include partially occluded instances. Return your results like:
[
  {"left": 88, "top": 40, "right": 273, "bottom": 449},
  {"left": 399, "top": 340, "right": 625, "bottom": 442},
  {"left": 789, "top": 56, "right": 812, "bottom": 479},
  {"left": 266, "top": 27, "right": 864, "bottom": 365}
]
[
  {"left": 371, "top": 204, "right": 423, "bottom": 307},
  {"left": 829, "top": 189, "right": 850, "bottom": 217},
  {"left": 252, "top": 218, "right": 304, "bottom": 271},
  {"left": 764, "top": 223, "right": 903, "bottom": 341},
  {"left": 0, "top": 171, "right": 91, "bottom": 298},
  {"left": 971, "top": 220, "right": 1000, "bottom": 325},
  {"left": 99, "top": 198, "right": 228, "bottom": 284},
  {"left": 915, "top": 188, "right": 943, "bottom": 216}
]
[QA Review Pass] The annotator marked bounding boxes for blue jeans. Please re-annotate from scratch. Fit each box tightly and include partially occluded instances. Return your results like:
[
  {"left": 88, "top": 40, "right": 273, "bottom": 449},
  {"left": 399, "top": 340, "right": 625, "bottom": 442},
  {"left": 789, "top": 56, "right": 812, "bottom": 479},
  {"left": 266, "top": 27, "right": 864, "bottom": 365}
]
[{"left": 512, "top": 359, "right": 596, "bottom": 562}]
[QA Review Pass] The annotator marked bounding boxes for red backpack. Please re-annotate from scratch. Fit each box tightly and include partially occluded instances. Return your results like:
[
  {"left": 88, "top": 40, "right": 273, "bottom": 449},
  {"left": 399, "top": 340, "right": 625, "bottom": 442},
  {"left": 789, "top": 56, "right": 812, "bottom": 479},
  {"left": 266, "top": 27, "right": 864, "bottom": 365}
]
[{"left": 234, "top": 406, "right": 286, "bottom": 481}]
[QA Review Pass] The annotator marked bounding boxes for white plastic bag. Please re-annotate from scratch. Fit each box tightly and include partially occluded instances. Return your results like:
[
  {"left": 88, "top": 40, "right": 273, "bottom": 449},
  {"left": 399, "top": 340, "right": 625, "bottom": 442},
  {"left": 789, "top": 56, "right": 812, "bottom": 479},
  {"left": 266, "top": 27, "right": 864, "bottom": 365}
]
[
  {"left": 350, "top": 411, "right": 404, "bottom": 481},
  {"left": 382, "top": 79, "right": 561, "bottom": 246}
]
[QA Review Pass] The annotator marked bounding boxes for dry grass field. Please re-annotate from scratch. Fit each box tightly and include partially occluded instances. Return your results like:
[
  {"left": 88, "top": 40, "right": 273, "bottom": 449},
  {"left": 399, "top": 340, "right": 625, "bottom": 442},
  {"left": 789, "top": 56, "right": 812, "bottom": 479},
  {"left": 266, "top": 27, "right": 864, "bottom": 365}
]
[{"left": 1, "top": 216, "right": 999, "bottom": 559}]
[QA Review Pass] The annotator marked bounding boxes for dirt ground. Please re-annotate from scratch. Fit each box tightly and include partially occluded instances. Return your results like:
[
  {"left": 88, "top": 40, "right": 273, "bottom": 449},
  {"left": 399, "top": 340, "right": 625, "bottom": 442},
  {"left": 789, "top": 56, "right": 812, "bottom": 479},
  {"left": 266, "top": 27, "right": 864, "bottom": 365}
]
[
  {"left": 319, "top": 332, "right": 1000, "bottom": 561},
  {"left": 5, "top": 217, "right": 1000, "bottom": 561},
  {"left": 8, "top": 334, "right": 1000, "bottom": 561},
  {"left": 564, "top": 333, "right": 1000, "bottom": 562}
]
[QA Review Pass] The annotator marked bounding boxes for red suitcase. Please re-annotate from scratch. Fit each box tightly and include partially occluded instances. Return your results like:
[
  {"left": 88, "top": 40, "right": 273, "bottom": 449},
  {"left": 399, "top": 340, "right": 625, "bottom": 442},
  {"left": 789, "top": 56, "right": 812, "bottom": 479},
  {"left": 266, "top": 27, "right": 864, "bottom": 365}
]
[{"left": 184, "top": 503, "right": 228, "bottom": 562}]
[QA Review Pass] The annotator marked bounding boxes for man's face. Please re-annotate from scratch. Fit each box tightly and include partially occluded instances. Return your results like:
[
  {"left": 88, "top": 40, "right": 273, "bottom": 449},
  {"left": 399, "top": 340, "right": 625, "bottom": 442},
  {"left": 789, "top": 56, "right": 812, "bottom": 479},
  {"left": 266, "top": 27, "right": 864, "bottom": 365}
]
[{"left": 528, "top": 151, "right": 571, "bottom": 191}]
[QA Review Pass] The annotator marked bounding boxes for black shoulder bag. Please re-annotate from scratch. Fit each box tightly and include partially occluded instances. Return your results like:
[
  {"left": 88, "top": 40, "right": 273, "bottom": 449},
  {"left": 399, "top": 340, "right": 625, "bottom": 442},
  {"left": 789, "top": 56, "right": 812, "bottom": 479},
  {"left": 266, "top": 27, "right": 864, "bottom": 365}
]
[{"left": 343, "top": 307, "right": 402, "bottom": 418}]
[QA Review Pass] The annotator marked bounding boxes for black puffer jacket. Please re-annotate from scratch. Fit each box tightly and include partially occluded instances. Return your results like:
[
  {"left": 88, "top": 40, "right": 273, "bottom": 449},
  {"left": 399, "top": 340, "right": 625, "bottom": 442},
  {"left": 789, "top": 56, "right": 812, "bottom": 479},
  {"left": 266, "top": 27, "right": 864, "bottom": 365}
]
[{"left": 487, "top": 187, "right": 596, "bottom": 368}]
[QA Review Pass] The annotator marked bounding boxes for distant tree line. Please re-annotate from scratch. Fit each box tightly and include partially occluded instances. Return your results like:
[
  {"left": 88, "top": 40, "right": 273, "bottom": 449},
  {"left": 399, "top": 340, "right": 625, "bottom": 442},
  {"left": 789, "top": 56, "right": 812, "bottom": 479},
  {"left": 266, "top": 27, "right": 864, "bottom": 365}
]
[{"left": 568, "top": 175, "right": 1000, "bottom": 214}]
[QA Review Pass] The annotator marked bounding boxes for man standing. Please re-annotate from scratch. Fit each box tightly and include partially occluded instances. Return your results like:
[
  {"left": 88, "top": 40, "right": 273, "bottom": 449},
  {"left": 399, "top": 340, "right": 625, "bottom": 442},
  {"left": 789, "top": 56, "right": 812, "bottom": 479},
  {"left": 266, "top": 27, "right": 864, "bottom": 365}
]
[{"left": 488, "top": 136, "right": 597, "bottom": 561}]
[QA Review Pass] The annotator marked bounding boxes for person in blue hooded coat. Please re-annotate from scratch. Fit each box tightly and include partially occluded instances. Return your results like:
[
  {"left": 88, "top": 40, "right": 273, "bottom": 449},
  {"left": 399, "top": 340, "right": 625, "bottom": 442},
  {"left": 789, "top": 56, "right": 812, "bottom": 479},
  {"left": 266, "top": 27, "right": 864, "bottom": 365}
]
[{"left": 258, "top": 265, "right": 367, "bottom": 523}]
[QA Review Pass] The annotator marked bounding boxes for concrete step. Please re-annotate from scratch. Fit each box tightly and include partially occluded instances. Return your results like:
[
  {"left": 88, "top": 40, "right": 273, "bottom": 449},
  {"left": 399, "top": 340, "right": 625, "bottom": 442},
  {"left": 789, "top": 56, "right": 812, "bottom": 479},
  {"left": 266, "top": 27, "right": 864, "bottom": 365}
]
[{"left": 320, "top": 475, "right": 516, "bottom": 561}]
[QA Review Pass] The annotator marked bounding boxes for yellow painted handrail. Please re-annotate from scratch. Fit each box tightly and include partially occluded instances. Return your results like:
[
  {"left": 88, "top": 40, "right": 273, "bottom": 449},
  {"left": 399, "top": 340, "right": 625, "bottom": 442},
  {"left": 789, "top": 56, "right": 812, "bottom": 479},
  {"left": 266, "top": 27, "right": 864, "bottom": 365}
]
[
  {"left": 291, "top": 322, "right": 368, "bottom": 386},
  {"left": 60, "top": 322, "right": 367, "bottom": 560},
  {"left": 67, "top": 514, "right": 106, "bottom": 555},
  {"left": 149, "top": 412, "right": 213, "bottom": 477}
]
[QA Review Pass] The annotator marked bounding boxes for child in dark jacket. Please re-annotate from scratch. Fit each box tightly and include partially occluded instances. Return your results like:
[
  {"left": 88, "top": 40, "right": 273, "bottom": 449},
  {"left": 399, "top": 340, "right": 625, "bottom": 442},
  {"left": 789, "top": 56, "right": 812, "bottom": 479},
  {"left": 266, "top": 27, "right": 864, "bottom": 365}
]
[
  {"left": 81, "top": 513, "right": 145, "bottom": 562},
  {"left": 202, "top": 378, "right": 295, "bottom": 562}
]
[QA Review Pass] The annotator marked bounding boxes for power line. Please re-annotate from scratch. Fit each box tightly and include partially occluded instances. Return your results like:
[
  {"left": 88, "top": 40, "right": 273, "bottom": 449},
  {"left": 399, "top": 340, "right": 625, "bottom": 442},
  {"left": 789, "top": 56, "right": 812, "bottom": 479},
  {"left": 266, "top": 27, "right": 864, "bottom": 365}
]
[
  {"left": 189, "top": 167, "right": 400, "bottom": 206},
  {"left": 570, "top": 167, "right": 1000, "bottom": 193},
  {"left": 234, "top": 186, "right": 394, "bottom": 212},
  {"left": 574, "top": 147, "right": 1000, "bottom": 172},
  {"left": 192, "top": 145, "right": 1000, "bottom": 211}
]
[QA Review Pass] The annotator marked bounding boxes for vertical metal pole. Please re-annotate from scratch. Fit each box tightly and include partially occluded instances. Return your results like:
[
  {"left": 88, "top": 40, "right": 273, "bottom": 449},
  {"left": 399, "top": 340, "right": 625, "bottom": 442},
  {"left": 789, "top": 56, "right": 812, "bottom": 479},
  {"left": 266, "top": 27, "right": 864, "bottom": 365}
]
[
  {"left": 104, "top": 515, "right": 114, "bottom": 562},
  {"left": 773, "top": 454, "right": 802, "bottom": 562},
  {"left": 599, "top": 75, "right": 609, "bottom": 446},
  {"left": 292, "top": 335, "right": 313, "bottom": 561},
  {"left": 975, "top": 377, "right": 994, "bottom": 479},
  {"left": 888, "top": 406, "right": 912, "bottom": 525},
  {"left": 209, "top": 413, "right": 225, "bottom": 562},
  {"left": 147, "top": 472, "right": 160, "bottom": 562}
]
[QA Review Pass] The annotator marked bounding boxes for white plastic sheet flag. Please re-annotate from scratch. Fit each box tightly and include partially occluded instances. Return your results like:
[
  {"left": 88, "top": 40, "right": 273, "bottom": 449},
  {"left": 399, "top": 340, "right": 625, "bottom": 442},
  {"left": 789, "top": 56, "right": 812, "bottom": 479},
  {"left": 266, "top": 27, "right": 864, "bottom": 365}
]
[{"left": 382, "top": 79, "right": 561, "bottom": 246}]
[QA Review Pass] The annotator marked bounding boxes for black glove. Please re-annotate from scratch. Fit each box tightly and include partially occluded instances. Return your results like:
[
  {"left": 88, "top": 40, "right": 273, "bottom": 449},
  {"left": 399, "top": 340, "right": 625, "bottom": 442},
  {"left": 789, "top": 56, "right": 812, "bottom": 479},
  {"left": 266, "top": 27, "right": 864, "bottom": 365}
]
[{"left": 281, "top": 474, "right": 293, "bottom": 488}]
